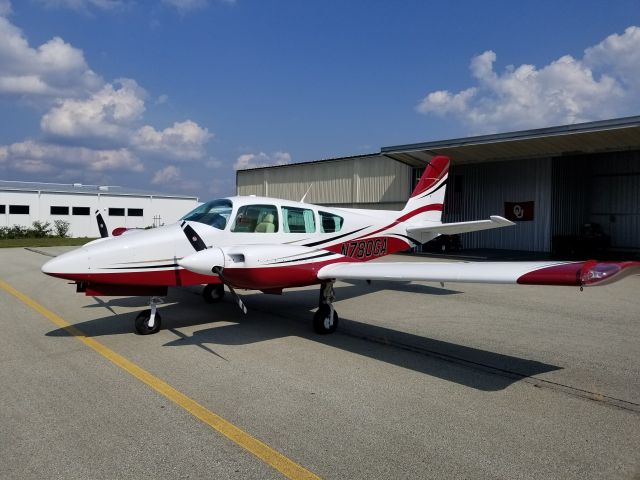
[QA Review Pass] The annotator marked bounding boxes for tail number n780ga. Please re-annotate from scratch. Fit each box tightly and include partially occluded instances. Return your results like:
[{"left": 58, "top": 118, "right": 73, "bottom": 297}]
[{"left": 340, "top": 238, "right": 387, "bottom": 259}]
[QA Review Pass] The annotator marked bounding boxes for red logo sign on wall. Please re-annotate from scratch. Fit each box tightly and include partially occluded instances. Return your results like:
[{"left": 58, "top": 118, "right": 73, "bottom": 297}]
[{"left": 504, "top": 201, "right": 534, "bottom": 221}]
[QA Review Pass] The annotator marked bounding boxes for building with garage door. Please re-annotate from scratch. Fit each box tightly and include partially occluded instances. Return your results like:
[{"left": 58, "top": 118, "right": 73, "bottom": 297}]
[
  {"left": 0, "top": 181, "right": 199, "bottom": 238},
  {"left": 237, "top": 116, "right": 640, "bottom": 254}
]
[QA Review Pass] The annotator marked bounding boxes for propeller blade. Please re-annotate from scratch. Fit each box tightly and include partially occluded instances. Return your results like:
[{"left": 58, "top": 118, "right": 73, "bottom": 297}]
[
  {"left": 227, "top": 284, "right": 248, "bottom": 314},
  {"left": 213, "top": 266, "right": 247, "bottom": 314},
  {"left": 179, "top": 222, "right": 247, "bottom": 315},
  {"left": 95, "top": 210, "right": 109, "bottom": 238},
  {"left": 181, "top": 221, "right": 208, "bottom": 251}
]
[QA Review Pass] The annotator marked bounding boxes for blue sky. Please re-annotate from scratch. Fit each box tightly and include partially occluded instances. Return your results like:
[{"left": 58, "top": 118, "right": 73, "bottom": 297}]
[{"left": 0, "top": 0, "right": 639, "bottom": 199}]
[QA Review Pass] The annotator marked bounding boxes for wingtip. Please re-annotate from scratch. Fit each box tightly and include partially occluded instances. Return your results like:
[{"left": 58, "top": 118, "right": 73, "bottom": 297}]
[{"left": 490, "top": 215, "right": 516, "bottom": 226}]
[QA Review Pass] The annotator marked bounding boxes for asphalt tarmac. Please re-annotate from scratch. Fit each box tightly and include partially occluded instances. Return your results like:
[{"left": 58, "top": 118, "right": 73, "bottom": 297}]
[{"left": 1, "top": 247, "right": 638, "bottom": 479}]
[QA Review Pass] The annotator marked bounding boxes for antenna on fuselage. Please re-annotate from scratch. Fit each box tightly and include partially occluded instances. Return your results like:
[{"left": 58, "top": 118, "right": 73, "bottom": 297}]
[{"left": 300, "top": 184, "right": 313, "bottom": 203}]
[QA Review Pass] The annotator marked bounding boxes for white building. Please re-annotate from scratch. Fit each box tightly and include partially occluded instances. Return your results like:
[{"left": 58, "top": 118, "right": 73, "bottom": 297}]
[{"left": 0, "top": 181, "right": 199, "bottom": 238}]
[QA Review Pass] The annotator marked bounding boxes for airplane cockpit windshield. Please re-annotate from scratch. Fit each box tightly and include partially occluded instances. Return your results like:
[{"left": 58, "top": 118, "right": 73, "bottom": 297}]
[{"left": 180, "top": 199, "right": 233, "bottom": 230}]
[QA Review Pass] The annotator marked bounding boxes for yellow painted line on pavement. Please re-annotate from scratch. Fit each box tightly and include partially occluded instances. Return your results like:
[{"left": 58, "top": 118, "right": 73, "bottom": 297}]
[{"left": 0, "top": 279, "right": 321, "bottom": 480}]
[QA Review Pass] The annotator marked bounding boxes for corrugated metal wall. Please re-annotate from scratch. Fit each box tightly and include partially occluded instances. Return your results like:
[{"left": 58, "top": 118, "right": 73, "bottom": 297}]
[
  {"left": 236, "top": 155, "right": 411, "bottom": 207},
  {"left": 550, "top": 156, "right": 590, "bottom": 238},
  {"left": 443, "top": 158, "right": 553, "bottom": 251},
  {"left": 549, "top": 151, "right": 640, "bottom": 251},
  {"left": 588, "top": 151, "right": 640, "bottom": 250}
]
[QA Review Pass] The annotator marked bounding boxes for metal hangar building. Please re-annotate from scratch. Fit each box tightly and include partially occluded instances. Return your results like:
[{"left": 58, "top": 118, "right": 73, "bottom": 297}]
[{"left": 237, "top": 116, "right": 640, "bottom": 254}]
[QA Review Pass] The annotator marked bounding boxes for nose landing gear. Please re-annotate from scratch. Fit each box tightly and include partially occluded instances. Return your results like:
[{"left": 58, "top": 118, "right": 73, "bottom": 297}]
[
  {"left": 203, "top": 283, "right": 225, "bottom": 303},
  {"left": 134, "top": 296, "right": 163, "bottom": 335}
]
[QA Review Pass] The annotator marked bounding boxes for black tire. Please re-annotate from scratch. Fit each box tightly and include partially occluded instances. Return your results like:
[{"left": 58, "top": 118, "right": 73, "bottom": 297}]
[
  {"left": 313, "top": 305, "right": 339, "bottom": 334},
  {"left": 135, "top": 309, "right": 162, "bottom": 335},
  {"left": 203, "top": 283, "right": 225, "bottom": 304}
]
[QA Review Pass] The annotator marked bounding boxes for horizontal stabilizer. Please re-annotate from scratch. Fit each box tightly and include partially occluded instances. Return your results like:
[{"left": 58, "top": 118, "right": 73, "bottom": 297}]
[
  {"left": 317, "top": 260, "right": 640, "bottom": 287},
  {"left": 406, "top": 216, "right": 514, "bottom": 235}
]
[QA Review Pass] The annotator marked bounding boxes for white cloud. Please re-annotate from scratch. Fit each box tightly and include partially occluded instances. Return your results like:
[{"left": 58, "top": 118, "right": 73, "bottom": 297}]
[
  {"left": 151, "top": 164, "right": 181, "bottom": 184},
  {"left": 0, "top": 140, "right": 143, "bottom": 173},
  {"left": 416, "top": 26, "right": 640, "bottom": 133},
  {"left": 584, "top": 26, "right": 640, "bottom": 90},
  {"left": 0, "top": 7, "right": 215, "bottom": 184},
  {"left": 151, "top": 164, "right": 202, "bottom": 193},
  {"left": 41, "top": 79, "right": 145, "bottom": 141},
  {"left": 0, "top": 17, "right": 102, "bottom": 98},
  {"left": 233, "top": 151, "right": 291, "bottom": 170},
  {"left": 132, "top": 120, "right": 212, "bottom": 160},
  {"left": 0, "top": 0, "right": 12, "bottom": 16}
]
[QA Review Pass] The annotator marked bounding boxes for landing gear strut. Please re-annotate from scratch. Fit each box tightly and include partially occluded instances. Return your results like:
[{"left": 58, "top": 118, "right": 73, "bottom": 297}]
[
  {"left": 203, "top": 283, "right": 225, "bottom": 303},
  {"left": 134, "top": 296, "right": 163, "bottom": 335},
  {"left": 313, "top": 281, "right": 339, "bottom": 334}
]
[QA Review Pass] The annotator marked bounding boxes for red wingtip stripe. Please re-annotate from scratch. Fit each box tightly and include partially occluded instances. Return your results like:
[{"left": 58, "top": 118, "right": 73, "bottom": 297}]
[
  {"left": 410, "top": 155, "right": 450, "bottom": 198},
  {"left": 517, "top": 261, "right": 640, "bottom": 286}
]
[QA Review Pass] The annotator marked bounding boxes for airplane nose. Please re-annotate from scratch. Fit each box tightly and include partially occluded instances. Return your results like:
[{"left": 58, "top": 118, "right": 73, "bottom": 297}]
[{"left": 41, "top": 248, "right": 90, "bottom": 278}]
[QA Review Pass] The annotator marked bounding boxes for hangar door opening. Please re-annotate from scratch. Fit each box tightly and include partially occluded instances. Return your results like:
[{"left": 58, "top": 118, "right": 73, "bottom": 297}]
[{"left": 551, "top": 151, "right": 640, "bottom": 253}]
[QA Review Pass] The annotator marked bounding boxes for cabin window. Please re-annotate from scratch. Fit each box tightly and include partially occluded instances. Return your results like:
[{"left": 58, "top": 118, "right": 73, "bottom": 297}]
[
  {"left": 128, "top": 208, "right": 143, "bottom": 217},
  {"left": 282, "top": 206, "right": 316, "bottom": 233},
  {"left": 181, "top": 199, "right": 233, "bottom": 230},
  {"left": 0, "top": 205, "right": 5, "bottom": 214},
  {"left": 319, "top": 211, "right": 343, "bottom": 233},
  {"left": 231, "top": 204, "right": 278, "bottom": 233},
  {"left": 50, "top": 206, "right": 69, "bottom": 215}
]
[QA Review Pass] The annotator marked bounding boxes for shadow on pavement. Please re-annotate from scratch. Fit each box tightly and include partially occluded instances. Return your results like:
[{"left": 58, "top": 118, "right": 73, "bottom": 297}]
[{"left": 46, "top": 281, "right": 560, "bottom": 392}]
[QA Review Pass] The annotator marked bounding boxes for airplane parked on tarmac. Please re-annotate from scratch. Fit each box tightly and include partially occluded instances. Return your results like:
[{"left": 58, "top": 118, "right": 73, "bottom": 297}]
[{"left": 42, "top": 156, "right": 640, "bottom": 335}]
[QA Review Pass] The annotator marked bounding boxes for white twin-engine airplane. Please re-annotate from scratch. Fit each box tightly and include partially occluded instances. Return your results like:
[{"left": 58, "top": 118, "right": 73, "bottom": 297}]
[{"left": 42, "top": 156, "right": 640, "bottom": 335}]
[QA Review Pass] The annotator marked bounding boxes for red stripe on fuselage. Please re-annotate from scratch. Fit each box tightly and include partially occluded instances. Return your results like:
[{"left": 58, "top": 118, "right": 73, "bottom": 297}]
[
  {"left": 350, "top": 203, "right": 444, "bottom": 241},
  {"left": 47, "top": 257, "right": 351, "bottom": 290},
  {"left": 221, "top": 257, "right": 353, "bottom": 289},
  {"left": 46, "top": 268, "right": 222, "bottom": 287},
  {"left": 324, "top": 237, "right": 412, "bottom": 258}
]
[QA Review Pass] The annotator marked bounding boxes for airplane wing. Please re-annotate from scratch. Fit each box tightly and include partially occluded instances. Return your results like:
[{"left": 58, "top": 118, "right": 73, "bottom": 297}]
[
  {"left": 317, "top": 260, "right": 640, "bottom": 287},
  {"left": 406, "top": 216, "right": 514, "bottom": 236}
]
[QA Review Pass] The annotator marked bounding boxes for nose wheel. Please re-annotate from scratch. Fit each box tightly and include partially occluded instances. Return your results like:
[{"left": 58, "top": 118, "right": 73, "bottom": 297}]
[
  {"left": 134, "top": 297, "right": 163, "bottom": 335},
  {"left": 203, "top": 283, "right": 225, "bottom": 303}
]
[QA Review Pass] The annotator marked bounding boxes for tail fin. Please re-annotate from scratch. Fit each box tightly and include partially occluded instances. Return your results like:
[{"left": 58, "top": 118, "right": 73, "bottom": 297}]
[{"left": 402, "top": 155, "right": 449, "bottom": 223}]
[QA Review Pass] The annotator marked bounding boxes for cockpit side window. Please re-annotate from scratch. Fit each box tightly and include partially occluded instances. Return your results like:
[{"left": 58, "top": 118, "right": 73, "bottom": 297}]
[
  {"left": 282, "top": 206, "right": 316, "bottom": 233},
  {"left": 231, "top": 204, "right": 279, "bottom": 233},
  {"left": 180, "top": 199, "right": 233, "bottom": 230},
  {"left": 319, "top": 211, "right": 343, "bottom": 233}
]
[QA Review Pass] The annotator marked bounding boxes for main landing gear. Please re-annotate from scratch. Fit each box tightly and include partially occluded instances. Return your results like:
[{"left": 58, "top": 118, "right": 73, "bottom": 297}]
[
  {"left": 313, "top": 281, "right": 339, "bottom": 334},
  {"left": 133, "top": 283, "right": 339, "bottom": 336},
  {"left": 135, "top": 296, "right": 163, "bottom": 335}
]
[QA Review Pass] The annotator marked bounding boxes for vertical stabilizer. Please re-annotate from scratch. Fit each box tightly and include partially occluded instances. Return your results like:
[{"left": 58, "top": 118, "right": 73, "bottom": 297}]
[{"left": 401, "top": 155, "right": 449, "bottom": 223}]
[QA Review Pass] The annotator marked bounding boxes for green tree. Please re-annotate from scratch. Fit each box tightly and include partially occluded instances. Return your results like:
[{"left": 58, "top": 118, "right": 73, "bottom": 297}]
[{"left": 53, "top": 220, "right": 71, "bottom": 238}]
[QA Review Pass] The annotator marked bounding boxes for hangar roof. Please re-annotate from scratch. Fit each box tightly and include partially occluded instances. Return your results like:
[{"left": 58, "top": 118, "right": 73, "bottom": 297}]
[
  {"left": 0, "top": 180, "right": 198, "bottom": 200},
  {"left": 381, "top": 115, "right": 640, "bottom": 167}
]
